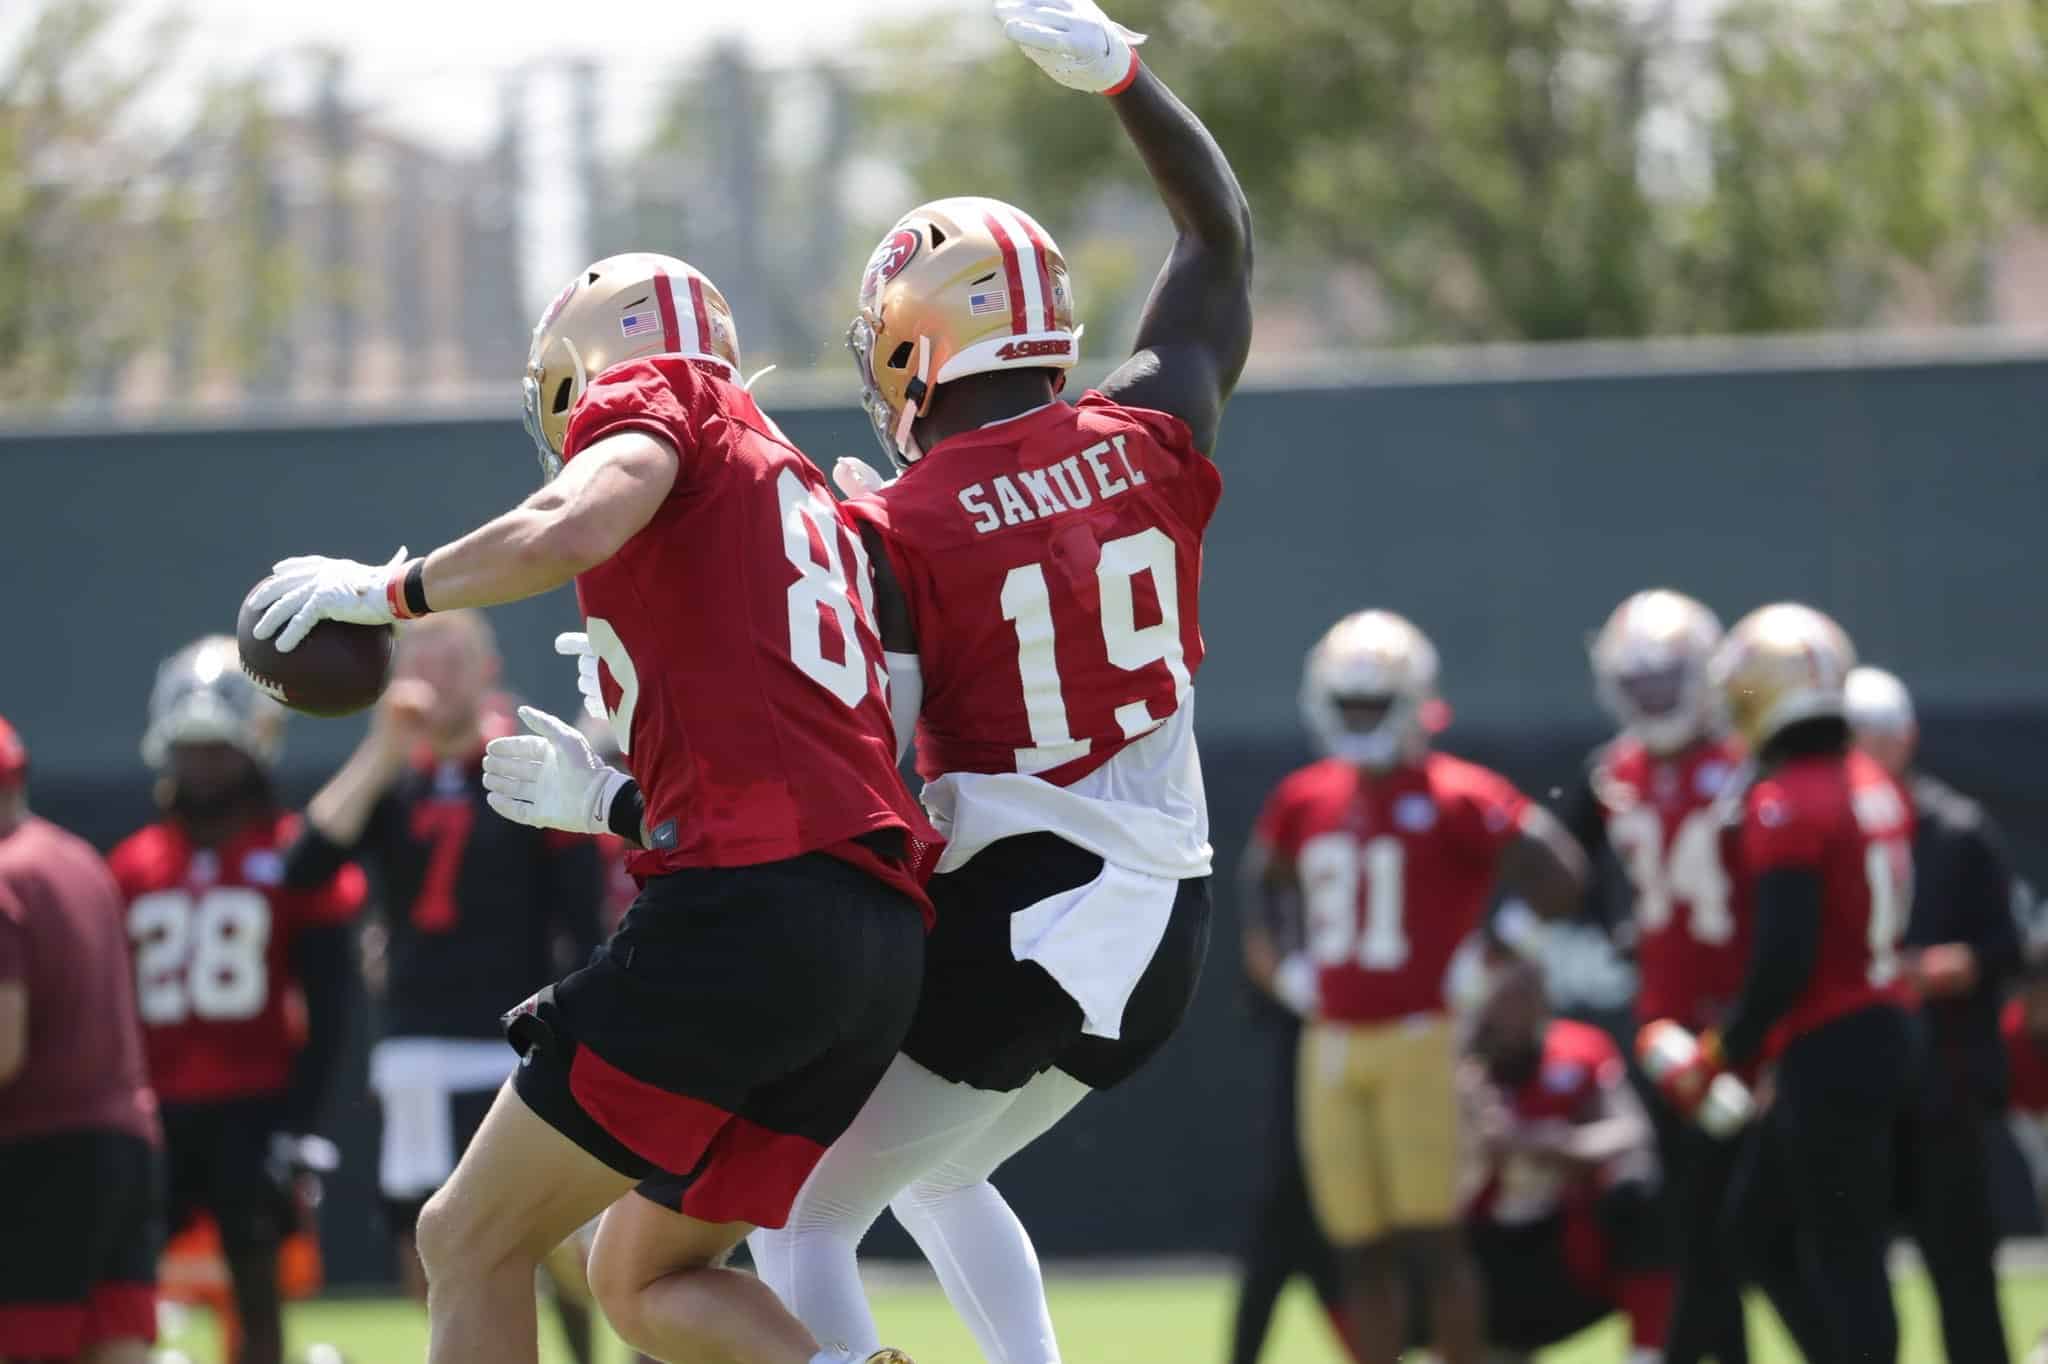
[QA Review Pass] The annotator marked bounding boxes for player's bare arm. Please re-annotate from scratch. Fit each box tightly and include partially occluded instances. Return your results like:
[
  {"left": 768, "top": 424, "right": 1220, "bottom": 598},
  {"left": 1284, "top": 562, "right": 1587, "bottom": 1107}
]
[
  {"left": 1497, "top": 805, "right": 1591, "bottom": 920},
  {"left": 1519, "top": 1070, "right": 1653, "bottom": 1177},
  {"left": 248, "top": 430, "right": 678, "bottom": 654}
]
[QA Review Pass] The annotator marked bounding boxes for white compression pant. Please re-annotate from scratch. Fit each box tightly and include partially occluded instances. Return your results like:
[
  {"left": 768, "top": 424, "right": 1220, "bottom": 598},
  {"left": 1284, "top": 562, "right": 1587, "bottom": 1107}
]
[{"left": 749, "top": 1054, "right": 1091, "bottom": 1364}]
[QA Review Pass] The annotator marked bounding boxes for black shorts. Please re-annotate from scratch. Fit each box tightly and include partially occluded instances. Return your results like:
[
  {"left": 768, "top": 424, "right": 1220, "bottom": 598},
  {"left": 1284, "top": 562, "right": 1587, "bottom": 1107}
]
[
  {"left": 507, "top": 850, "right": 924, "bottom": 1229},
  {"left": 0, "top": 1127, "right": 162, "bottom": 1356},
  {"left": 901, "top": 832, "right": 1212, "bottom": 1093},
  {"left": 161, "top": 1095, "right": 293, "bottom": 1255}
]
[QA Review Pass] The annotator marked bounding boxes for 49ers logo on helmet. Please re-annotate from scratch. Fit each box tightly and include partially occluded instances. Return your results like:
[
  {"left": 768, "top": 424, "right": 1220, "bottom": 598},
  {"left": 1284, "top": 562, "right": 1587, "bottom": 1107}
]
[
  {"left": 860, "top": 229, "right": 921, "bottom": 310},
  {"left": 995, "top": 338, "right": 1073, "bottom": 362}
]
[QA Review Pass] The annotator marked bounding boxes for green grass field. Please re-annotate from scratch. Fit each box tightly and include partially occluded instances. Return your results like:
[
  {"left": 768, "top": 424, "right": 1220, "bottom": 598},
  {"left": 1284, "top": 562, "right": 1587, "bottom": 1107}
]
[{"left": 160, "top": 1265, "right": 2048, "bottom": 1362}]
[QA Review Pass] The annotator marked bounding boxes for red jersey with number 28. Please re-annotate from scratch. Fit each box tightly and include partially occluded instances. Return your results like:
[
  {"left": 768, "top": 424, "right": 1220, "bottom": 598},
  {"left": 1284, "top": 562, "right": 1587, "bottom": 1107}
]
[
  {"left": 108, "top": 813, "right": 365, "bottom": 1106},
  {"left": 841, "top": 392, "right": 1222, "bottom": 786},
  {"left": 563, "top": 357, "right": 934, "bottom": 898},
  {"left": 1257, "top": 754, "right": 1530, "bottom": 1023},
  {"left": 1738, "top": 749, "right": 1913, "bottom": 1059},
  {"left": 1593, "top": 735, "right": 1750, "bottom": 1030}
]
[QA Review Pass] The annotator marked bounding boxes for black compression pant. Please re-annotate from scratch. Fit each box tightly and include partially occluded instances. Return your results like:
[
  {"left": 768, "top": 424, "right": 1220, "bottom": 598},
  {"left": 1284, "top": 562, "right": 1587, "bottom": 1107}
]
[
  {"left": 1727, "top": 1005, "right": 1919, "bottom": 1364},
  {"left": 1897, "top": 1065, "right": 2010, "bottom": 1364}
]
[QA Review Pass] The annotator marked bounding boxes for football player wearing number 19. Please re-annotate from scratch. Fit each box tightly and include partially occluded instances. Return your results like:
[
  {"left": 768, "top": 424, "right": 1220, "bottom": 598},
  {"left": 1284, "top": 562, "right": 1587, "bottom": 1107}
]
[
  {"left": 107, "top": 637, "right": 367, "bottom": 1364},
  {"left": 1563, "top": 589, "right": 1751, "bottom": 1364},
  {"left": 1250, "top": 610, "right": 1588, "bottom": 1364},
  {"left": 496, "top": 2, "right": 1250, "bottom": 1358},
  {"left": 243, "top": 252, "right": 935, "bottom": 1364}
]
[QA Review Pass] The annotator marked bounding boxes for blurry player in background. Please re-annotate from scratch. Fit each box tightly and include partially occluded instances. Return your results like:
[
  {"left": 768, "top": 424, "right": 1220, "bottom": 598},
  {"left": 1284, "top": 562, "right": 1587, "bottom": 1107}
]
[
  {"left": 1460, "top": 932, "right": 1671, "bottom": 1364},
  {"left": 0, "top": 715, "right": 164, "bottom": 1364},
  {"left": 2002, "top": 959, "right": 2048, "bottom": 1364},
  {"left": 1255, "top": 610, "right": 1586, "bottom": 1364},
  {"left": 284, "top": 611, "right": 604, "bottom": 1360},
  {"left": 1662, "top": 604, "right": 1919, "bottom": 1364},
  {"left": 107, "top": 639, "right": 364, "bottom": 1364},
  {"left": 1847, "top": 665, "right": 2017, "bottom": 1364},
  {"left": 1565, "top": 589, "right": 1749, "bottom": 1364},
  {"left": 501, "top": 5, "right": 1251, "bottom": 1357},
  {"left": 249, "top": 250, "right": 931, "bottom": 1364}
]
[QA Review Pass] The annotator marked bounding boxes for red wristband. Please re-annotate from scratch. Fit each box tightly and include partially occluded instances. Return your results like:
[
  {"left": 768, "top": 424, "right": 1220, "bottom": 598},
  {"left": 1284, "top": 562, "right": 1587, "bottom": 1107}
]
[
  {"left": 386, "top": 569, "right": 411, "bottom": 620},
  {"left": 1104, "top": 51, "right": 1142, "bottom": 96}
]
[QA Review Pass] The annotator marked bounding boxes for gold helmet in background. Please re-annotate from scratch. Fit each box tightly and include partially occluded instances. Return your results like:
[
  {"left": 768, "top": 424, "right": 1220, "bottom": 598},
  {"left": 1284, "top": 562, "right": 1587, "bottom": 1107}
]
[
  {"left": 1591, "top": 588, "right": 1725, "bottom": 753},
  {"left": 1709, "top": 602, "right": 1856, "bottom": 749},
  {"left": 521, "top": 253, "right": 742, "bottom": 481},
  {"left": 1300, "top": 609, "right": 1441, "bottom": 771},
  {"left": 848, "top": 196, "right": 1079, "bottom": 467}
]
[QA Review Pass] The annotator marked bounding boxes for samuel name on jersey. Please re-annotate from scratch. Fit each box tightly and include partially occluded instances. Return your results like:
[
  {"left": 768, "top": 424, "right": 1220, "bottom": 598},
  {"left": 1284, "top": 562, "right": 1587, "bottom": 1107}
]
[{"left": 954, "top": 430, "right": 1151, "bottom": 533}]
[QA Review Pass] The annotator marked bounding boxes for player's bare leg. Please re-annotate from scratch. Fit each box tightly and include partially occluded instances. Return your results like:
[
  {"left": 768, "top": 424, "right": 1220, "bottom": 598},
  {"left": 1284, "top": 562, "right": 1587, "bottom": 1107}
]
[
  {"left": 1337, "top": 1240, "right": 1410, "bottom": 1364},
  {"left": 79, "top": 1341, "right": 154, "bottom": 1364},
  {"left": 587, "top": 1200, "right": 828, "bottom": 1364},
  {"left": 414, "top": 1082, "right": 636, "bottom": 1364},
  {"left": 1407, "top": 1226, "right": 1484, "bottom": 1364}
]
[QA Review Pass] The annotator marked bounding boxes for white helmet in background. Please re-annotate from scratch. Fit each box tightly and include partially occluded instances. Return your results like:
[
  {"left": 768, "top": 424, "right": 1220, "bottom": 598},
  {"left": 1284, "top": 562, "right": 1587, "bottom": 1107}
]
[
  {"left": 1591, "top": 589, "right": 1724, "bottom": 754},
  {"left": 1300, "top": 610, "right": 1438, "bottom": 772},
  {"left": 141, "top": 635, "right": 287, "bottom": 770}
]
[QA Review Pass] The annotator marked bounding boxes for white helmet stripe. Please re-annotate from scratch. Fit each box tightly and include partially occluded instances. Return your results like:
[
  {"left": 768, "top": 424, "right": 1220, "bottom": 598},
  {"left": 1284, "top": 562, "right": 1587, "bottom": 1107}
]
[{"left": 984, "top": 203, "right": 1049, "bottom": 335}]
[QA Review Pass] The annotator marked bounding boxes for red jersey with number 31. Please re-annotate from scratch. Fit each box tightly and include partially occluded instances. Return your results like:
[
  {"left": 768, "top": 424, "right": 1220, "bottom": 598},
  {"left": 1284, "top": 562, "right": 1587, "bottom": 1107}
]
[
  {"left": 842, "top": 392, "right": 1221, "bottom": 786},
  {"left": 564, "top": 357, "right": 933, "bottom": 898},
  {"left": 1738, "top": 749, "right": 1913, "bottom": 1059},
  {"left": 1593, "top": 735, "right": 1751, "bottom": 1030},
  {"left": 108, "top": 813, "right": 365, "bottom": 1105},
  {"left": 1257, "top": 754, "right": 1530, "bottom": 1022}
]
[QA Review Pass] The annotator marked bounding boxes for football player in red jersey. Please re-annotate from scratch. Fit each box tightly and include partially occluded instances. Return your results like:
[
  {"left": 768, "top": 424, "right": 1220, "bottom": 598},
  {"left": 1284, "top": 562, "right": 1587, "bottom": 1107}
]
[
  {"left": 1664, "top": 603, "right": 1919, "bottom": 1364},
  {"left": 497, "top": 4, "right": 1251, "bottom": 1358},
  {"left": 1254, "top": 610, "right": 1586, "bottom": 1364},
  {"left": 248, "top": 253, "right": 931, "bottom": 1364},
  {"left": 1460, "top": 937, "right": 1671, "bottom": 1364},
  {"left": 107, "top": 637, "right": 365, "bottom": 1364},
  {"left": 1564, "top": 588, "right": 1750, "bottom": 1364}
]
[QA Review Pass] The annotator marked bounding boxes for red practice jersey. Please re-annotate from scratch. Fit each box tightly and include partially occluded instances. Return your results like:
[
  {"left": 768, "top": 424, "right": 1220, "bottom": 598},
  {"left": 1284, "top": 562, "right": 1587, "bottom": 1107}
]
[
  {"left": 108, "top": 813, "right": 365, "bottom": 1106},
  {"left": 565, "top": 357, "right": 935, "bottom": 897},
  {"left": 1592, "top": 736, "right": 1750, "bottom": 1030},
  {"left": 1468, "top": 1020, "right": 1626, "bottom": 1224},
  {"left": 2003, "top": 999, "right": 2048, "bottom": 1114},
  {"left": 842, "top": 392, "right": 1222, "bottom": 787},
  {"left": 1258, "top": 754, "right": 1530, "bottom": 1022},
  {"left": 1736, "top": 749, "right": 1913, "bottom": 1060}
]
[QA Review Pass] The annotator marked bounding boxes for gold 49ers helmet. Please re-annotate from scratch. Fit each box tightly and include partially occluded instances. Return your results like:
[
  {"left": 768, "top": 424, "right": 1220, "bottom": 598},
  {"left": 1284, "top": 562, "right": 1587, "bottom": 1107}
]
[
  {"left": 1708, "top": 602, "right": 1856, "bottom": 749},
  {"left": 1300, "top": 610, "right": 1440, "bottom": 772},
  {"left": 848, "top": 196, "right": 1079, "bottom": 467},
  {"left": 522, "top": 253, "right": 742, "bottom": 481},
  {"left": 1591, "top": 588, "right": 1724, "bottom": 754}
]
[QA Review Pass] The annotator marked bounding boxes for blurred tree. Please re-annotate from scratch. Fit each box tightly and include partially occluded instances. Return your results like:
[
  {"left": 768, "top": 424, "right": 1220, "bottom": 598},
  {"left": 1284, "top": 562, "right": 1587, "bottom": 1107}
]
[
  {"left": 861, "top": 0, "right": 2048, "bottom": 344},
  {"left": 0, "top": 0, "right": 296, "bottom": 406}
]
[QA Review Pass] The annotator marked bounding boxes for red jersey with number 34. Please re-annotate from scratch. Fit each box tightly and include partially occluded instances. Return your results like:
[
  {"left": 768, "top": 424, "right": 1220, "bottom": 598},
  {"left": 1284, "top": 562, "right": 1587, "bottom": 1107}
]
[
  {"left": 1738, "top": 749, "right": 1913, "bottom": 1059},
  {"left": 564, "top": 357, "right": 933, "bottom": 897},
  {"left": 1593, "top": 735, "right": 1751, "bottom": 1030},
  {"left": 841, "top": 392, "right": 1222, "bottom": 786},
  {"left": 108, "top": 813, "right": 365, "bottom": 1105},
  {"left": 1258, "top": 754, "right": 1531, "bottom": 1022}
]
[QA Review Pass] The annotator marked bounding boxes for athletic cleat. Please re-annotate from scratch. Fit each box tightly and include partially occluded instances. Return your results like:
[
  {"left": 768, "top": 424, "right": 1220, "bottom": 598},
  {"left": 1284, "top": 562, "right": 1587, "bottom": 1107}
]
[{"left": 864, "top": 1352, "right": 918, "bottom": 1364}]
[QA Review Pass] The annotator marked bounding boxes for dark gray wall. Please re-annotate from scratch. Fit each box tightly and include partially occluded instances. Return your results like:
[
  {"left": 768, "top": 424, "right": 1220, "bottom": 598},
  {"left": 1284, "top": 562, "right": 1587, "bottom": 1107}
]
[{"left": 4, "top": 352, "right": 2044, "bottom": 1277}]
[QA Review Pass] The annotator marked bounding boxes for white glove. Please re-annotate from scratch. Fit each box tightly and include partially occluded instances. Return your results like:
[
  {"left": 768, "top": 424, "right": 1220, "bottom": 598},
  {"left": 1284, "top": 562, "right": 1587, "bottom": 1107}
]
[
  {"left": 555, "top": 632, "right": 605, "bottom": 720},
  {"left": 249, "top": 546, "right": 410, "bottom": 653},
  {"left": 481, "top": 705, "right": 631, "bottom": 837},
  {"left": 832, "top": 457, "right": 893, "bottom": 500},
  {"left": 995, "top": 0, "right": 1146, "bottom": 95}
]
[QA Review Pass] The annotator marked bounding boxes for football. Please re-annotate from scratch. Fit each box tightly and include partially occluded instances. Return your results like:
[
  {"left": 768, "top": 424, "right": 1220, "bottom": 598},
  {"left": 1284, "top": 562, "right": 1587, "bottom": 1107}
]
[{"left": 235, "top": 580, "right": 395, "bottom": 718}]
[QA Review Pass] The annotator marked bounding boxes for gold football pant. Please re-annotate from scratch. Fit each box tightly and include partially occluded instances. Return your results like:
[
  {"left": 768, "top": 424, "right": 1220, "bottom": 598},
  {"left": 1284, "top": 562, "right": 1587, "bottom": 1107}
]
[{"left": 1297, "top": 1014, "right": 1460, "bottom": 1247}]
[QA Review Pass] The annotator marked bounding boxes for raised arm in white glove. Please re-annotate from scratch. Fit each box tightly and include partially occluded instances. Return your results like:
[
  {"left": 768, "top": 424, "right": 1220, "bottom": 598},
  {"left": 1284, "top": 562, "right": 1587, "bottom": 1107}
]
[
  {"left": 481, "top": 705, "right": 632, "bottom": 837},
  {"left": 995, "top": 0, "right": 1146, "bottom": 95},
  {"left": 248, "top": 546, "right": 413, "bottom": 653}
]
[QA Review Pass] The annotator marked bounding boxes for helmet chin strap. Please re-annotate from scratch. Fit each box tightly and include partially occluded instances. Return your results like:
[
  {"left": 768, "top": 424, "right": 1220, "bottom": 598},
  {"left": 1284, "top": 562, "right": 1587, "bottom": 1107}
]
[{"left": 893, "top": 336, "right": 931, "bottom": 458}]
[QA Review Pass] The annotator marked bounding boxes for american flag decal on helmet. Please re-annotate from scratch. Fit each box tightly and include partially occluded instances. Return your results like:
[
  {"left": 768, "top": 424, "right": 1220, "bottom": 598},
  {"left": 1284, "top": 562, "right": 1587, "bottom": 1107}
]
[{"left": 969, "top": 289, "right": 1008, "bottom": 316}]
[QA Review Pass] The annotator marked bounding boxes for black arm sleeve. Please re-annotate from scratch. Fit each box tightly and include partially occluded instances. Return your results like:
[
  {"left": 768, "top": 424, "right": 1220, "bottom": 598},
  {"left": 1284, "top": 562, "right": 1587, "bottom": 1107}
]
[
  {"left": 1719, "top": 867, "right": 1823, "bottom": 1066},
  {"left": 1561, "top": 764, "right": 1610, "bottom": 861},
  {"left": 543, "top": 834, "right": 606, "bottom": 962},
  {"left": 281, "top": 922, "right": 355, "bottom": 1131},
  {"left": 281, "top": 793, "right": 392, "bottom": 891},
  {"left": 1965, "top": 821, "right": 2024, "bottom": 992}
]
